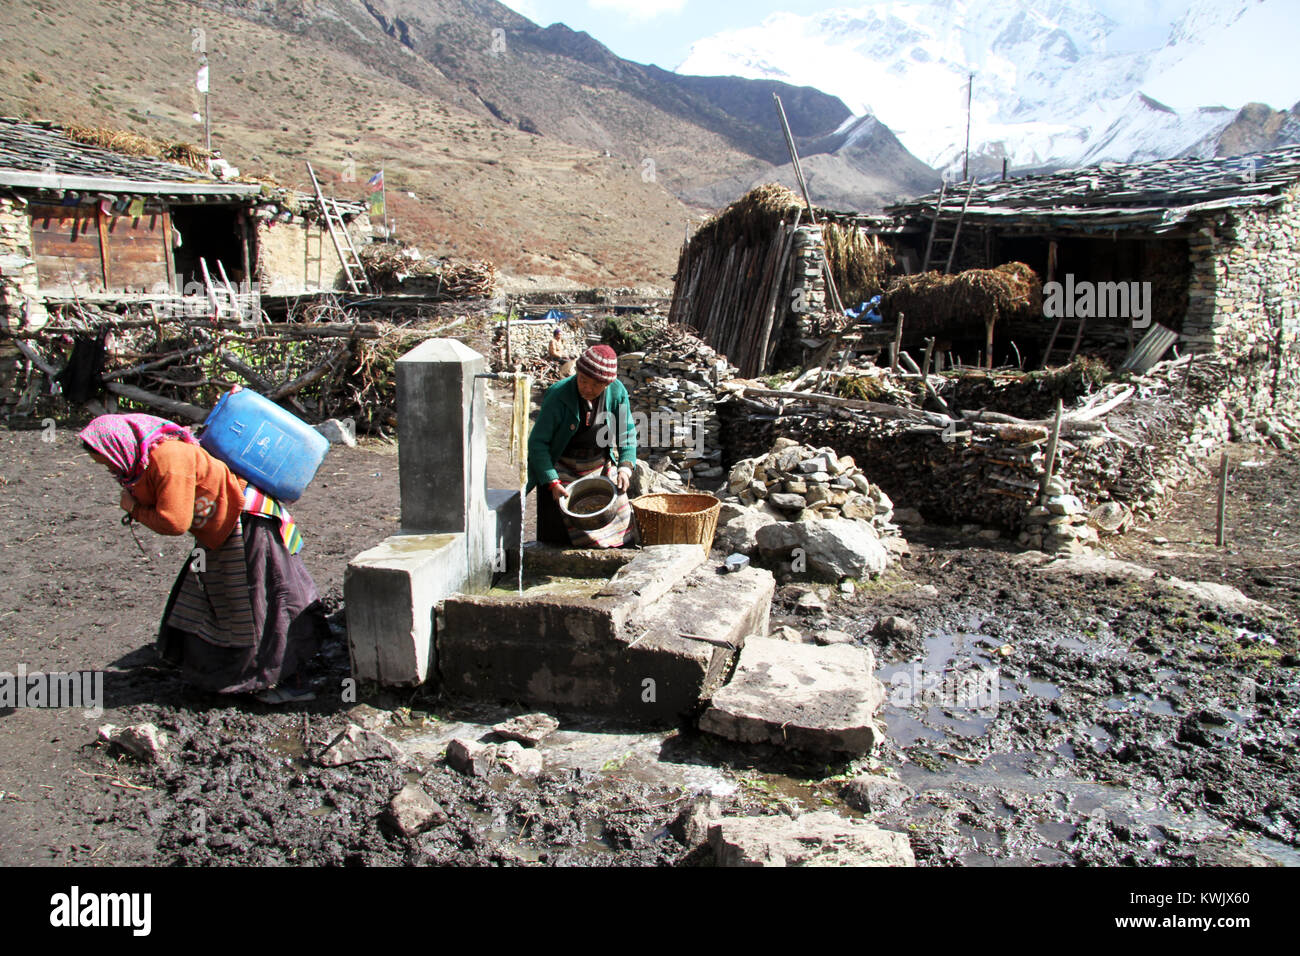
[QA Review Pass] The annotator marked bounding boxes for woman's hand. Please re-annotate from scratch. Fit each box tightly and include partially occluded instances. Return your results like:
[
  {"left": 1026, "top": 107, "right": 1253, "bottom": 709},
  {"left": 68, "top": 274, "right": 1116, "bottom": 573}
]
[
  {"left": 550, "top": 482, "right": 568, "bottom": 503},
  {"left": 614, "top": 467, "right": 631, "bottom": 493},
  {"left": 119, "top": 489, "right": 137, "bottom": 513}
]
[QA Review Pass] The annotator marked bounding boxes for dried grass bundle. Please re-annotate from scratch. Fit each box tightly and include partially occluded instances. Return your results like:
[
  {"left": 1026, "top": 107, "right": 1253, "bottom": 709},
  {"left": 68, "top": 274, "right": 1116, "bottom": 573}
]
[
  {"left": 64, "top": 124, "right": 209, "bottom": 172},
  {"left": 882, "top": 261, "right": 1042, "bottom": 333}
]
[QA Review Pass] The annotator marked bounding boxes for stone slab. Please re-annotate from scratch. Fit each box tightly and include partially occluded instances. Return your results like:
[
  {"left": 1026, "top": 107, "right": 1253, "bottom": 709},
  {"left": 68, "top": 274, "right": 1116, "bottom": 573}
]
[
  {"left": 344, "top": 532, "right": 465, "bottom": 685},
  {"left": 595, "top": 544, "right": 708, "bottom": 617},
  {"left": 709, "top": 812, "right": 915, "bottom": 867},
  {"left": 519, "top": 542, "right": 638, "bottom": 578},
  {"left": 699, "top": 637, "right": 884, "bottom": 757},
  {"left": 438, "top": 559, "right": 774, "bottom": 726}
]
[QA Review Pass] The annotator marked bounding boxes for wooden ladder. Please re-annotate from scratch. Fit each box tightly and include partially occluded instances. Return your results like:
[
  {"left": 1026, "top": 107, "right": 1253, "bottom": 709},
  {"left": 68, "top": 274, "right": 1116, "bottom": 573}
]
[
  {"left": 305, "top": 161, "right": 372, "bottom": 294},
  {"left": 922, "top": 179, "right": 975, "bottom": 274},
  {"left": 1041, "top": 313, "right": 1088, "bottom": 368}
]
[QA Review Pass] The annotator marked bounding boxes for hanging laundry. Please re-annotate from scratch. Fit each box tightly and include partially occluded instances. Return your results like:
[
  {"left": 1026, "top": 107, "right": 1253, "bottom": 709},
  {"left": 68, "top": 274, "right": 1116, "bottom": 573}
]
[
  {"left": 172, "top": 226, "right": 183, "bottom": 248},
  {"left": 128, "top": 197, "right": 145, "bottom": 217}
]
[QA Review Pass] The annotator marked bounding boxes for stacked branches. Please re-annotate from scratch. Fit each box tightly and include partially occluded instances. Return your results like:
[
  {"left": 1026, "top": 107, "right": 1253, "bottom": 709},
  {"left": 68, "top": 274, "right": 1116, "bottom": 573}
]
[
  {"left": 7, "top": 299, "right": 487, "bottom": 435},
  {"left": 358, "top": 246, "right": 499, "bottom": 299}
]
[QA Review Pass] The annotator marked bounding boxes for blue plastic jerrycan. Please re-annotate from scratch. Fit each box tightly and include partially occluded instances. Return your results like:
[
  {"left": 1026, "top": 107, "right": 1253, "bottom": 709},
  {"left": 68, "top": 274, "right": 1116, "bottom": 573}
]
[{"left": 199, "top": 388, "right": 329, "bottom": 502}]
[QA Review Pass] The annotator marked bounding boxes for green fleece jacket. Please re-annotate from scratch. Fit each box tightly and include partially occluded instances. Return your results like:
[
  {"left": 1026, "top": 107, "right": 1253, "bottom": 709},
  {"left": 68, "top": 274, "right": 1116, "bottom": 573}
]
[{"left": 527, "top": 375, "right": 637, "bottom": 492}]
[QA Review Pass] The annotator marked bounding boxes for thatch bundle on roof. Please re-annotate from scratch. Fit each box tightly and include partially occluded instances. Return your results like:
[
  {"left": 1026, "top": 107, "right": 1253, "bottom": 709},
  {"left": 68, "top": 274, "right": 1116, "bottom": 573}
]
[
  {"left": 882, "top": 261, "right": 1042, "bottom": 333},
  {"left": 64, "top": 124, "right": 209, "bottom": 172}
]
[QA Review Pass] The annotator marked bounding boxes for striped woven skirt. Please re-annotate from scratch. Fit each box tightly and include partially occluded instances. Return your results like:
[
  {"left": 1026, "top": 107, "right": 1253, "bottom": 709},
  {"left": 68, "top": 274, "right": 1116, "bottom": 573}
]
[
  {"left": 157, "top": 513, "right": 327, "bottom": 694},
  {"left": 536, "top": 454, "right": 633, "bottom": 549}
]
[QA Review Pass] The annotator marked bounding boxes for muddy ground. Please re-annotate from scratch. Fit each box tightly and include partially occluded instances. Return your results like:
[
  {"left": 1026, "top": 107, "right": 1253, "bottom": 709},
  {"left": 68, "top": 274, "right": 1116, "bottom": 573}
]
[{"left": 1, "top": 408, "right": 1297, "bottom": 866}]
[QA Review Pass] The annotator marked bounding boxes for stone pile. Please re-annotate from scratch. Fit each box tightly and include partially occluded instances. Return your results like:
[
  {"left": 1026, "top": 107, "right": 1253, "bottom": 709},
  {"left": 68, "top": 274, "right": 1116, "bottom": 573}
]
[
  {"left": 723, "top": 438, "right": 898, "bottom": 537},
  {"left": 1017, "top": 476, "right": 1100, "bottom": 554},
  {"left": 617, "top": 329, "right": 735, "bottom": 485}
]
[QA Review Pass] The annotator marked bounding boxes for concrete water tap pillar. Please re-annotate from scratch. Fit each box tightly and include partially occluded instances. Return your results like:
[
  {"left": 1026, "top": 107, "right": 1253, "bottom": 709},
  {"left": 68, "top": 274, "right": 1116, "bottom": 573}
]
[{"left": 344, "top": 339, "right": 521, "bottom": 685}]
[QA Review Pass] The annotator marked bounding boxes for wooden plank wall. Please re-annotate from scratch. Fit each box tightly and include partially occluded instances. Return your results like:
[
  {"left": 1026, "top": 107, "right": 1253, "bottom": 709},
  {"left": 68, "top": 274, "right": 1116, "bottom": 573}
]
[
  {"left": 30, "top": 205, "right": 104, "bottom": 293},
  {"left": 30, "top": 203, "right": 170, "bottom": 295}
]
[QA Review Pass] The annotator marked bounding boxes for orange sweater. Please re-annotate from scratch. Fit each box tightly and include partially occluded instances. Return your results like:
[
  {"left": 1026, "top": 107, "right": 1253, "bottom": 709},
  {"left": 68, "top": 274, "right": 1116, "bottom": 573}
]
[{"left": 128, "top": 440, "right": 246, "bottom": 550}]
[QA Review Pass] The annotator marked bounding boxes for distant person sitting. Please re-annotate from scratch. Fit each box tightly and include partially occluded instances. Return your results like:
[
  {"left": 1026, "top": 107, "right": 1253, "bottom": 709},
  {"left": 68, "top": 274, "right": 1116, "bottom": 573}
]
[{"left": 548, "top": 327, "right": 575, "bottom": 377}]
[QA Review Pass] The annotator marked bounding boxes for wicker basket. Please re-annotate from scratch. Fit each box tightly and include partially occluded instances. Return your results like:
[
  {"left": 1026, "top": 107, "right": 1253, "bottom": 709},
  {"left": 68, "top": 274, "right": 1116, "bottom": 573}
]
[{"left": 631, "top": 493, "right": 721, "bottom": 548}]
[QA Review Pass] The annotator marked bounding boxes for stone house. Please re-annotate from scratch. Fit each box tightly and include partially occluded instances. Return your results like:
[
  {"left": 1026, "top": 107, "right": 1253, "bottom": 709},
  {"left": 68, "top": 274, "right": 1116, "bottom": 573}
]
[
  {"left": 0, "top": 117, "right": 368, "bottom": 332},
  {"left": 874, "top": 144, "right": 1300, "bottom": 391}
]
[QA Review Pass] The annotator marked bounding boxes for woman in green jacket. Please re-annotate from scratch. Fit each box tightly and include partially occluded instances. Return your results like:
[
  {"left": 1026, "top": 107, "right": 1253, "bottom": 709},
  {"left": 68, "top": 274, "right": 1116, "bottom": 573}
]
[{"left": 527, "top": 344, "right": 637, "bottom": 547}]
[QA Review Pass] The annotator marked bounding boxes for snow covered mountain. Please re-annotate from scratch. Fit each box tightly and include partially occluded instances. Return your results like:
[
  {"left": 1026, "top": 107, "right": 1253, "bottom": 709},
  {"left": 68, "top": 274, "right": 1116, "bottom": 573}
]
[{"left": 678, "top": 0, "right": 1300, "bottom": 175}]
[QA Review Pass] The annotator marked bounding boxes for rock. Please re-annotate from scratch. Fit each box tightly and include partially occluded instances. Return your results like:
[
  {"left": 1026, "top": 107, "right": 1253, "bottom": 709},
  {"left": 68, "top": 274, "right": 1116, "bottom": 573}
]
[
  {"left": 892, "top": 507, "right": 924, "bottom": 527},
  {"left": 713, "top": 507, "right": 778, "bottom": 557},
  {"left": 345, "top": 704, "right": 391, "bottom": 731},
  {"left": 812, "top": 628, "right": 855, "bottom": 645},
  {"left": 632, "top": 461, "right": 687, "bottom": 497},
  {"left": 699, "top": 637, "right": 885, "bottom": 757},
  {"left": 1046, "top": 494, "right": 1085, "bottom": 515},
  {"left": 746, "top": 479, "right": 768, "bottom": 499},
  {"left": 382, "top": 784, "right": 446, "bottom": 837},
  {"left": 771, "top": 624, "right": 805, "bottom": 642},
  {"left": 768, "top": 493, "right": 808, "bottom": 512},
  {"left": 839, "top": 580, "right": 855, "bottom": 596},
  {"left": 872, "top": 615, "right": 917, "bottom": 645},
  {"left": 798, "top": 457, "right": 829, "bottom": 474},
  {"left": 717, "top": 501, "right": 749, "bottom": 524},
  {"left": 756, "top": 519, "right": 889, "bottom": 581},
  {"left": 850, "top": 473, "right": 872, "bottom": 494},
  {"left": 1044, "top": 476, "right": 1068, "bottom": 496},
  {"left": 669, "top": 795, "right": 724, "bottom": 849},
  {"left": 840, "top": 776, "right": 913, "bottom": 813},
  {"left": 445, "top": 738, "right": 498, "bottom": 777},
  {"left": 976, "top": 528, "right": 1001, "bottom": 541},
  {"left": 318, "top": 723, "right": 404, "bottom": 766},
  {"left": 783, "top": 478, "right": 808, "bottom": 495},
  {"left": 491, "top": 712, "right": 560, "bottom": 746},
  {"left": 709, "top": 812, "right": 915, "bottom": 866},
  {"left": 804, "top": 484, "right": 828, "bottom": 505},
  {"left": 913, "top": 584, "right": 940, "bottom": 599},
  {"left": 97, "top": 723, "right": 168, "bottom": 763},
  {"left": 796, "top": 590, "right": 827, "bottom": 613},
  {"left": 727, "top": 458, "right": 756, "bottom": 494},
  {"left": 315, "top": 418, "right": 356, "bottom": 447},
  {"left": 497, "top": 741, "right": 544, "bottom": 777}
]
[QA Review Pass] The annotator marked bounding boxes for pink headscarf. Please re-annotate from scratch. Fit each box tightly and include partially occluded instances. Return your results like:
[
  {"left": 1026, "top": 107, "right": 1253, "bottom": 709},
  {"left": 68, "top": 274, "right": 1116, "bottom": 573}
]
[{"left": 78, "top": 414, "right": 199, "bottom": 486}]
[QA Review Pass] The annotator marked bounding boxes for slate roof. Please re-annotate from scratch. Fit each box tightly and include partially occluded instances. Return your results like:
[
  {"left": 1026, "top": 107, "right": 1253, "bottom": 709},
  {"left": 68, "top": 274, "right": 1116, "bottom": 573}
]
[
  {"left": 884, "top": 144, "right": 1300, "bottom": 233},
  {"left": 0, "top": 117, "right": 260, "bottom": 198}
]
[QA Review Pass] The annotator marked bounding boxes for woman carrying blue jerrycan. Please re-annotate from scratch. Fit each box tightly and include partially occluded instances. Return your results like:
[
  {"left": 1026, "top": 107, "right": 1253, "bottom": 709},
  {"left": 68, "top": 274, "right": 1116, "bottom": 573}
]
[{"left": 80, "top": 385, "right": 328, "bottom": 704}]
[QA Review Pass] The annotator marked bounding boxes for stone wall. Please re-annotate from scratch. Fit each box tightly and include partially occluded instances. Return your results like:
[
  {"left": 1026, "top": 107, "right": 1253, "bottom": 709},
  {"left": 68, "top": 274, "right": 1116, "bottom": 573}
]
[
  {"left": 490, "top": 320, "right": 587, "bottom": 372},
  {"left": 773, "top": 225, "right": 829, "bottom": 371},
  {"left": 255, "top": 214, "right": 370, "bottom": 294},
  {"left": 0, "top": 196, "right": 48, "bottom": 418},
  {"left": 1185, "top": 185, "right": 1300, "bottom": 375}
]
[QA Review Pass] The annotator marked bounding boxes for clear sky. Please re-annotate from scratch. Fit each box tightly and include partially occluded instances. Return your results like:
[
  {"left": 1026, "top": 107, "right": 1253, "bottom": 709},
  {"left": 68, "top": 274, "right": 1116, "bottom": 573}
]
[{"left": 498, "top": 0, "right": 1192, "bottom": 73}]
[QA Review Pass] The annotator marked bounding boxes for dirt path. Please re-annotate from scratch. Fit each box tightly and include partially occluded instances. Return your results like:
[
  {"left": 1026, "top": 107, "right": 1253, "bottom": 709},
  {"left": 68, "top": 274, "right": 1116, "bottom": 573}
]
[{"left": 1, "top": 421, "right": 1296, "bottom": 866}]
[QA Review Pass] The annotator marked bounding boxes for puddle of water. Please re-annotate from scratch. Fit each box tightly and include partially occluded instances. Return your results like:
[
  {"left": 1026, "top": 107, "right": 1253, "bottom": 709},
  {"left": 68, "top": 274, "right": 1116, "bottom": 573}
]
[
  {"left": 1103, "top": 693, "right": 1177, "bottom": 717},
  {"left": 1027, "top": 680, "right": 1062, "bottom": 699}
]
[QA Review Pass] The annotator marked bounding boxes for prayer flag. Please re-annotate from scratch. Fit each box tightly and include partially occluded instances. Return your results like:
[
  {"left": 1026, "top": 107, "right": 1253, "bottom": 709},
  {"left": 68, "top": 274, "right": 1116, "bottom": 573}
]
[{"left": 367, "top": 170, "right": 383, "bottom": 191}]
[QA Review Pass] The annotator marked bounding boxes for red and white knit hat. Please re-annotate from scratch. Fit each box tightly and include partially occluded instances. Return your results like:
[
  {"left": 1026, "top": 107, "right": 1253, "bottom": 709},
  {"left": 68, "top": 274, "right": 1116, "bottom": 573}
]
[{"left": 576, "top": 344, "right": 618, "bottom": 383}]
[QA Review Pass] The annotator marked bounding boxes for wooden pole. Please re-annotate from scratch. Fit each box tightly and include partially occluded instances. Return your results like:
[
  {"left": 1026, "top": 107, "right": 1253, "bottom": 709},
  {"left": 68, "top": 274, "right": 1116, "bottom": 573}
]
[
  {"left": 921, "top": 336, "right": 936, "bottom": 379},
  {"left": 891, "top": 313, "right": 904, "bottom": 374},
  {"left": 1039, "top": 398, "right": 1064, "bottom": 501},
  {"left": 1216, "top": 452, "right": 1229, "bottom": 547},
  {"left": 504, "top": 299, "right": 514, "bottom": 368},
  {"left": 772, "top": 93, "right": 844, "bottom": 316}
]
